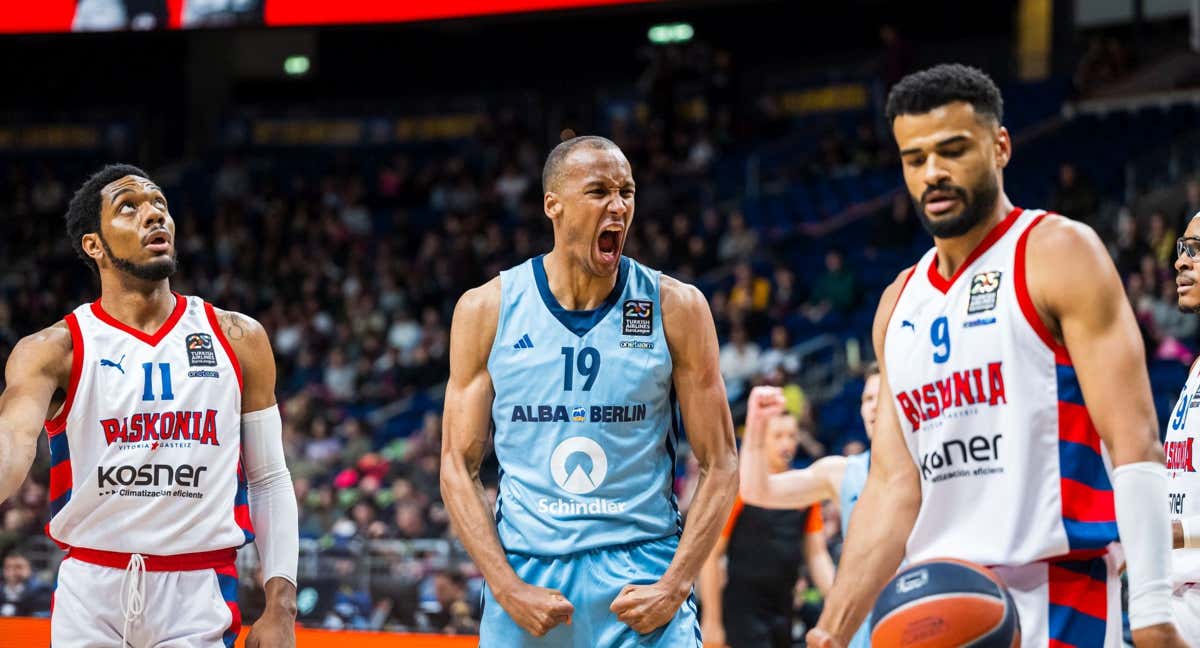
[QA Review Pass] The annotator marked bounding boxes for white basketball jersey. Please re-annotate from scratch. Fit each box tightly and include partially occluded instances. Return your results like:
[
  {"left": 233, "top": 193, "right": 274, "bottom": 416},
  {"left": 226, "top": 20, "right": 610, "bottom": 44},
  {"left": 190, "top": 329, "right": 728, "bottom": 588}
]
[
  {"left": 885, "top": 208, "right": 1117, "bottom": 567},
  {"left": 45, "top": 293, "right": 254, "bottom": 555},
  {"left": 1166, "top": 360, "right": 1200, "bottom": 586}
]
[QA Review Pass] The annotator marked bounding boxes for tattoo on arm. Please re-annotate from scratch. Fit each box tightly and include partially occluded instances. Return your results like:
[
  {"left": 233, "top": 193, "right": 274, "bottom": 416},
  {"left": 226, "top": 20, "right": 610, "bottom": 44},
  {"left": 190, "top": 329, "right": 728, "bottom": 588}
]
[{"left": 221, "top": 313, "right": 247, "bottom": 341}]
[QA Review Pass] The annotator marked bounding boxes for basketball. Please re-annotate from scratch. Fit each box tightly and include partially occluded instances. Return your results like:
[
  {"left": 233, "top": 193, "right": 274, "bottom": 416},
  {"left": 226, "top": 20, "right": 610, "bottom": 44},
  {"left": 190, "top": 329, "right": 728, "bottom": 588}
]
[{"left": 869, "top": 558, "right": 1020, "bottom": 648}]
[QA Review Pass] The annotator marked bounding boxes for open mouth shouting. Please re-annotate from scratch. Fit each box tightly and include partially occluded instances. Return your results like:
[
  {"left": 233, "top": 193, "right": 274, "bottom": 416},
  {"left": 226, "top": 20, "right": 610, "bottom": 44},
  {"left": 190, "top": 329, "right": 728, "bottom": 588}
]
[{"left": 597, "top": 223, "right": 625, "bottom": 267}]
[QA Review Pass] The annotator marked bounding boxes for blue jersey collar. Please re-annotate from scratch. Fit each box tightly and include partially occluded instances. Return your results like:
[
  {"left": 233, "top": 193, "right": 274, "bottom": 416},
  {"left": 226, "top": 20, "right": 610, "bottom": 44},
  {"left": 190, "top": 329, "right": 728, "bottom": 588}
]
[{"left": 532, "top": 255, "right": 630, "bottom": 337}]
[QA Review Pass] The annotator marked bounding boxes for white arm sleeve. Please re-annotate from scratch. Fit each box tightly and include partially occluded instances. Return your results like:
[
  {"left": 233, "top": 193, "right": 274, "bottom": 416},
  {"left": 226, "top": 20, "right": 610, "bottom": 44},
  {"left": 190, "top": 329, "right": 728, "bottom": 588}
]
[
  {"left": 242, "top": 405, "right": 298, "bottom": 587},
  {"left": 1112, "top": 461, "right": 1173, "bottom": 630}
]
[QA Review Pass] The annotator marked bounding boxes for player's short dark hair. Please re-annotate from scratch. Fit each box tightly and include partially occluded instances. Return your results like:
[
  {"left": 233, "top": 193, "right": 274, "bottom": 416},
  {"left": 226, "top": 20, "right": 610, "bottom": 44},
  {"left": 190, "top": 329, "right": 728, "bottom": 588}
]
[
  {"left": 65, "top": 163, "right": 151, "bottom": 274},
  {"left": 885, "top": 63, "right": 1003, "bottom": 126},
  {"left": 542, "top": 135, "right": 619, "bottom": 193},
  {"left": 864, "top": 361, "right": 880, "bottom": 378}
]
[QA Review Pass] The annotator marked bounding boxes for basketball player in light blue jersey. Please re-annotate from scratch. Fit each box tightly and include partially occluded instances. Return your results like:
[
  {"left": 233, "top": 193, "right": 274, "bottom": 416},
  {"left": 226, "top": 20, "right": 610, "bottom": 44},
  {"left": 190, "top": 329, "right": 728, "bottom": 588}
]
[
  {"left": 738, "top": 363, "right": 881, "bottom": 648},
  {"left": 441, "top": 136, "right": 739, "bottom": 647}
]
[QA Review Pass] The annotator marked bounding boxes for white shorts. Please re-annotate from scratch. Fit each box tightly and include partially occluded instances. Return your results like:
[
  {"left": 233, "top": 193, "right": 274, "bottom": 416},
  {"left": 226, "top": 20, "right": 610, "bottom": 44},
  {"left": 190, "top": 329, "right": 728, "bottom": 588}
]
[
  {"left": 51, "top": 551, "right": 241, "bottom": 648},
  {"left": 991, "top": 553, "right": 1123, "bottom": 648},
  {"left": 1172, "top": 585, "right": 1200, "bottom": 647}
]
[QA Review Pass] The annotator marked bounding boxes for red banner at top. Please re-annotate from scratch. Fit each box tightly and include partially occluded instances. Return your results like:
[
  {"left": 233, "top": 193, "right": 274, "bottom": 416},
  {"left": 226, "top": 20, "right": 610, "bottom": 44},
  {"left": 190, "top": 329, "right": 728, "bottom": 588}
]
[
  {"left": 0, "top": 0, "right": 659, "bottom": 34},
  {"left": 264, "top": 0, "right": 660, "bottom": 27}
]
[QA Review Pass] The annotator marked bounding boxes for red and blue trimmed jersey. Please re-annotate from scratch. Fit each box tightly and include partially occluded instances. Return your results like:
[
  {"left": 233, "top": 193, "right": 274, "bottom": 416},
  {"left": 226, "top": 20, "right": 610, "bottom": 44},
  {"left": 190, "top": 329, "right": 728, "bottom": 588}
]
[
  {"left": 884, "top": 208, "right": 1117, "bottom": 566},
  {"left": 45, "top": 293, "right": 254, "bottom": 555}
]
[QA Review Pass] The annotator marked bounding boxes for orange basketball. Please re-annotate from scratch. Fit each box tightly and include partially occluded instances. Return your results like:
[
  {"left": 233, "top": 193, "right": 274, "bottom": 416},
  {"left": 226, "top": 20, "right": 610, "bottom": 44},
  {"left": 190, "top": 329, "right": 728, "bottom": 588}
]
[{"left": 870, "top": 558, "right": 1020, "bottom": 647}]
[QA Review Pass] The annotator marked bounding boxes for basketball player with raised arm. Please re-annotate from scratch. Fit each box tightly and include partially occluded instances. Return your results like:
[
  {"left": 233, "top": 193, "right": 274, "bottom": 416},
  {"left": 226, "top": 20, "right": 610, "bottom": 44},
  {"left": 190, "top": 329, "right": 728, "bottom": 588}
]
[
  {"left": 1165, "top": 221, "right": 1200, "bottom": 642},
  {"left": 0, "top": 164, "right": 298, "bottom": 647},
  {"left": 441, "top": 136, "right": 738, "bottom": 647},
  {"left": 802, "top": 65, "right": 1185, "bottom": 647},
  {"left": 698, "top": 411, "right": 835, "bottom": 648},
  {"left": 737, "top": 363, "right": 880, "bottom": 648}
]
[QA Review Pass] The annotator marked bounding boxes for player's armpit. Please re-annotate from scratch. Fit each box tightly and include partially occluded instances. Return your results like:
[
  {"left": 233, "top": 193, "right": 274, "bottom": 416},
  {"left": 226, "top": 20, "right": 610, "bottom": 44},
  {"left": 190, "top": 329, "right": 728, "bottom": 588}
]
[
  {"left": 0, "top": 324, "right": 73, "bottom": 503},
  {"left": 657, "top": 276, "right": 737, "bottom": 598},
  {"left": 813, "top": 268, "right": 920, "bottom": 644},
  {"left": 210, "top": 307, "right": 278, "bottom": 414},
  {"left": 1024, "top": 216, "right": 1161, "bottom": 465}
]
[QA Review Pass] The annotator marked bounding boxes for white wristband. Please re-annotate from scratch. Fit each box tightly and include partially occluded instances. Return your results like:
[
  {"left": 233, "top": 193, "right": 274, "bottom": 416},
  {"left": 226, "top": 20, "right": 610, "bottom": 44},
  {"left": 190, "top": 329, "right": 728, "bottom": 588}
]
[{"left": 1113, "top": 462, "right": 1173, "bottom": 630}]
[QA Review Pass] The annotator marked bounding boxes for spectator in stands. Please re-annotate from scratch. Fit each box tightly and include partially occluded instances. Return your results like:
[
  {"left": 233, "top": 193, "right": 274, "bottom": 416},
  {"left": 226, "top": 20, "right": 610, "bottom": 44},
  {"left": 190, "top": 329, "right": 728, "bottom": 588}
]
[
  {"left": 1180, "top": 179, "right": 1200, "bottom": 231},
  {"left": 850, "top": 122, "right": 884, "bottom": 169},
  {"left": 729, "top": 262, "right": 772, "bottom": 334},
  {"left": 761, "top": 325, "right": 801, "bottom": 377},
  {"left": 871, "top": 192, "right": 920, "bottom": 250},
  {"left": 1146, "top": 211, "right": 1177, "bottom": 267},
  {"left": 1111, "top": 208, "right": 1149, "bottom": 277},
  {"left": 718, "top": 211, "right": 759, "bottom": 263},
  {"left": 1049, "top": 163, "right": 1099, "bottom": 230},
  {"left": 802, "top": 249, "right": 857, "bottom": 322},
  {"left": 324, "top": 549, "right": 374, "bottom": 630},
  {"left": 1151, "top": 278, "right": 1198, "bottom": 363},
  {"left": 878, "top": 25, "right": 912, "bottom": 89},
  {"left": 0, "top": 550, "right": 50, "bottom": 618},
  {"left": 720, "top": 326, "right": 762, "bottom": 401},
  {"left": 417, "top": 570, "right": 479, "bottom": 635}
]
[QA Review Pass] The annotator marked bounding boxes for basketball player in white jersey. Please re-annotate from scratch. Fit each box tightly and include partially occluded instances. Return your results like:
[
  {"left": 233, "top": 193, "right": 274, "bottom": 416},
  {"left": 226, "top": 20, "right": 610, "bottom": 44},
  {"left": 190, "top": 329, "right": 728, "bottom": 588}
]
[
  {"left": 1166, "top": 218, "right": 1200, "bottom": 642},
  {"left": 0, "top": 164, "right": 298, "bottom": 647},
  {"left": 803, "top": 65, "right": 1185, "bottom": 647}
]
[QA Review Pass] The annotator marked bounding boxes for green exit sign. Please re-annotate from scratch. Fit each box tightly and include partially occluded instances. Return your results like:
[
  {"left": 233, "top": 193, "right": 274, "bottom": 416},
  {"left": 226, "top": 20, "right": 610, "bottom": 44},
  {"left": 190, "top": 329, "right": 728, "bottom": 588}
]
[{"left": 648, "top": 23, "right": 693, "bottom": 45}]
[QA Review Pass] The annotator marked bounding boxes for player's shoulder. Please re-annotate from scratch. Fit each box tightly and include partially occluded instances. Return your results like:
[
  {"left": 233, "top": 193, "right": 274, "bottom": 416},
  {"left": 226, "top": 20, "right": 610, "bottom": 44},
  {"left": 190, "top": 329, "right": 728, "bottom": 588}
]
[
  {"left": 1024, "top": 212, "right": 1105, "bottom": 258},
  {"left": 1022, "top": 212, "right": 1115, "bottom": 306},
  {"left": 207, "top": 305, "right": 268, "bottom": 348},
  {"left": 453, "top": 276, "right": 502, "bottom": 322},
  {"left": 8, "top": 321, "right": 73, "bottom": 379},
  {"left": 659, "top": 274, "right": 707, "bottom": 315},
  {"left": 873, "top": 265, "right": 917, "bottom": 340}
]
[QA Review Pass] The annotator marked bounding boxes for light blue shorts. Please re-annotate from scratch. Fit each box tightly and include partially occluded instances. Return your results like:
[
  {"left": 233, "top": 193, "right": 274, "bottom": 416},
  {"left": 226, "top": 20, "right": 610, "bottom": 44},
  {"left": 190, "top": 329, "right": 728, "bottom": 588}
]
[{"left": 480, "top": 536, "right": 700, "bottom": 648}]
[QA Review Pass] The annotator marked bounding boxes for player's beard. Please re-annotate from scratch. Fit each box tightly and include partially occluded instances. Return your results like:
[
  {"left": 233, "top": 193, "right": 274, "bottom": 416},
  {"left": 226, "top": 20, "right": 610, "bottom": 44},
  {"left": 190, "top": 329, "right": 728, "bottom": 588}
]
[
  {"left": 98, "top": 231, "right": 177, "bottom": 282},
  {"left": 913, "top": 173, "right": 1000, "bottom": 239}
]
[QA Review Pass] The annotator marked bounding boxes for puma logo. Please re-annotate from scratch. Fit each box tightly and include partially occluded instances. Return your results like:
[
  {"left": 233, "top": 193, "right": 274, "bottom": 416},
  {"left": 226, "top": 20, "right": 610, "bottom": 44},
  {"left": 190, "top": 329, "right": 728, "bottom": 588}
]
[{"left": 99, "top": 354, "right": 126, "bottom": 374}]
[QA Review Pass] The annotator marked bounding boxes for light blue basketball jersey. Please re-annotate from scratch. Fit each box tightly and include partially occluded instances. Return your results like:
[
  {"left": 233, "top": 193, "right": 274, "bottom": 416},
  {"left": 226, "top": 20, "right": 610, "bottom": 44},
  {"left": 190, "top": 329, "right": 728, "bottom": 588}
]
[
  {"left": 840, "top": 449, "right": 872, "bottom": 648},
  {"left": 839, "top": 450, "right": 870, "bottom": 535},
  {"left": 488, "top": 255, "right": 680, "bottom": 556}
]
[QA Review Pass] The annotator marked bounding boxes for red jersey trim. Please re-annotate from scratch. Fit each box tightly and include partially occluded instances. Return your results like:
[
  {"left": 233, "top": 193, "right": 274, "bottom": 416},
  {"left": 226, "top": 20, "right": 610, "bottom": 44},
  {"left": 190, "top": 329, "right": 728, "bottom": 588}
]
[
  {"left": 66, "top": 546, "right": 236, "bottom": 571},
  {"left": 204, "top": 302, "right": 243, "bottom": 391},
  {"left": 1014, "top": 213, "right": 1072, "bottom": 365},
  {"left": 45, "top": 313, "right": 83, "bottom": 436},
  {"left": 926, "top": 207, "right": 1024, "bottom": 294},
  {"left": 90, "top": 292, "right": 187, "bottom": 346}
]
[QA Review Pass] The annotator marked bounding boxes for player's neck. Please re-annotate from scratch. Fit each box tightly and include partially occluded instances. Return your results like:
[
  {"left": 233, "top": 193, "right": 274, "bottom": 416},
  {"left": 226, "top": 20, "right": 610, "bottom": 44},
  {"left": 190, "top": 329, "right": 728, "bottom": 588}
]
[
  {"left": 97, "top": 277, "right": 176, "bottom": 334},
  {"left": 542, "top": 250, "right": 617, "bottom": 310},
  {"left": 931, "top": 195, "right": 1015, "bottom": 280}
]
